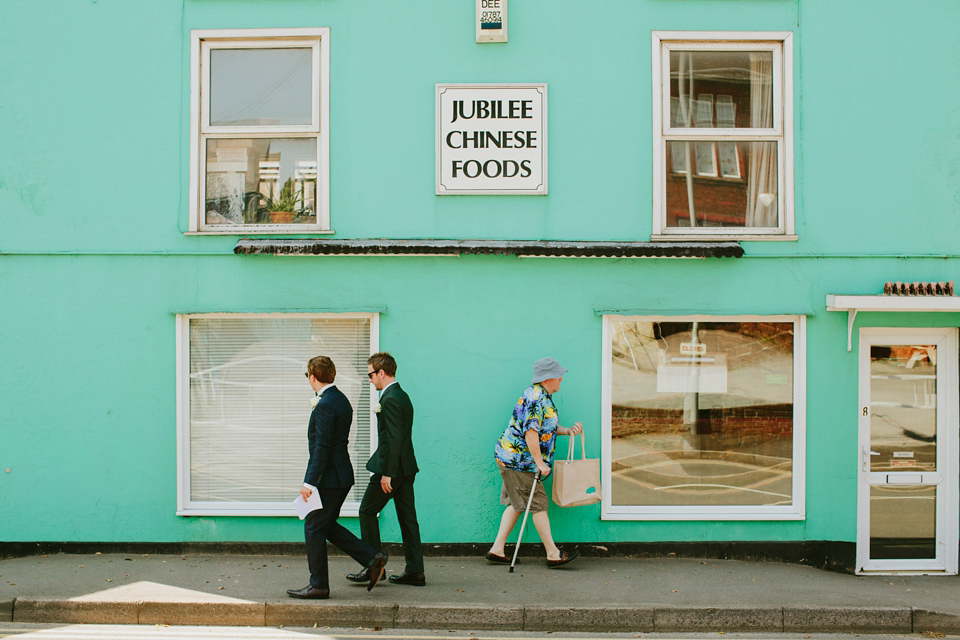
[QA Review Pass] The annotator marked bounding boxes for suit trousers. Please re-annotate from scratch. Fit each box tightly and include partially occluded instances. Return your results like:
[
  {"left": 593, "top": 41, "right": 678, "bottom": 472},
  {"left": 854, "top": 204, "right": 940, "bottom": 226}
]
[
  {"left": 358, "top": 474, "right": 424, "bottom": 574},
  {"left": 305, "top": 487, "right": 377, "bottom": 589}
]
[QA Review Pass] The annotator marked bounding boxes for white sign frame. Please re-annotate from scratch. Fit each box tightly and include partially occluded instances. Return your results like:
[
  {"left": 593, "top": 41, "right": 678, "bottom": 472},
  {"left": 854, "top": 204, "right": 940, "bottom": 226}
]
[
  {"left": 476, "top": 0, "right": 507, "bottom": 43},
  {"left": 436, "top": 83, "right": 547, "bottom": 196}
]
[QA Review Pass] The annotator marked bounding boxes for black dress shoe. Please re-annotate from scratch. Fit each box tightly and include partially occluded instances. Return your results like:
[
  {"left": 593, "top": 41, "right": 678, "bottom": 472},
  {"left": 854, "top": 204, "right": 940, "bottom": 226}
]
[
  {"left": 367, "top": 552, "right": 388, "bottom": 591},
  {"left": 286, "top": 585, "right": 330, "bottom": 599},
  {"left": 346, "top": 565, "right": 385, "bottom": 583},
  {"left": 388, "top": 571, "right": 426, "bottom": 586}
]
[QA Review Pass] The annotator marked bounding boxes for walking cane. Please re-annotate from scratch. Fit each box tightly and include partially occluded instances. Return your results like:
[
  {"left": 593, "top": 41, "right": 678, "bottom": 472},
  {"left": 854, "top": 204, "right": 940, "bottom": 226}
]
[{"left": 509, "top": 470, "right": 542, "bottom": 573}]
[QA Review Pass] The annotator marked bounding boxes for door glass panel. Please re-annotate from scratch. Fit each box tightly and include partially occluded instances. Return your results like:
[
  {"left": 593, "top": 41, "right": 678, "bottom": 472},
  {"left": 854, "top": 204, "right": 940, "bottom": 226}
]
[
  {"left": 868, "top": 344, "right": 938, "bottom": 561},
  {"left": 869, "top": 485, "right": 936, "bottom": 559},
  {"left": 869, "top": 345, "right": 937, "bottom": 472}
]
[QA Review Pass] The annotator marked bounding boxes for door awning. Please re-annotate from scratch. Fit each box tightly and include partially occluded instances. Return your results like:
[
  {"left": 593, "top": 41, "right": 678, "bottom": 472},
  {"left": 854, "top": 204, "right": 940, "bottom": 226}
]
[{"left": 826, "top": 294, "right": 960, "bottom": 351}]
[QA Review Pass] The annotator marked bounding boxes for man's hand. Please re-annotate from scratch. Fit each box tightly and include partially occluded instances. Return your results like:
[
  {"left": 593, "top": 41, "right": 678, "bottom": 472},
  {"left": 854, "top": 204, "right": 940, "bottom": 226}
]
[
  {"left": 570, "top": 421, "right": 583, "bottom": 435},
  {"left": 380, "top": 475, "right": 393, "bottom": 493},
  {"left": 300, "top": 486, "right": 313, "bottom": 501},
  {"left": 536, "top": 463, "right": 551, "bottom": 478}
]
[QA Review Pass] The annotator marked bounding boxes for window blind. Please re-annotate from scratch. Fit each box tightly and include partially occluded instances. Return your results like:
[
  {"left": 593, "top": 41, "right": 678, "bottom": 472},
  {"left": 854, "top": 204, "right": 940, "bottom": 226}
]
[{"left": 188, "top": 316, "right": 372, "bottom": 505}]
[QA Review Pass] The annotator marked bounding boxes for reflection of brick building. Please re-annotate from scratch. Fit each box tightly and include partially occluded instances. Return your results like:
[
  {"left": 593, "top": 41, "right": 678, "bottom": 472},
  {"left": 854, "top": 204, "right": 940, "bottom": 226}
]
[
  {"left": 666, "top": 171, "right": 748, "bottom": 226},
  {"left": 613, "top": 404, "right": 793, "bottom": 459},
  {"left": 666, "top": 58, "right": 753, "bottom": 227}
]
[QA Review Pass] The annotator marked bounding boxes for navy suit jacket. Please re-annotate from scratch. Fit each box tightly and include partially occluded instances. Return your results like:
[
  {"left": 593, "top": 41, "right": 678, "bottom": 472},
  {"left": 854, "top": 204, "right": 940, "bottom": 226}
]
[
  {"left": 366, "top": 383, "right": 419, "bottom": 478},
  {"left": 303, "top": 385, "right": 356, "bottom": 489}
]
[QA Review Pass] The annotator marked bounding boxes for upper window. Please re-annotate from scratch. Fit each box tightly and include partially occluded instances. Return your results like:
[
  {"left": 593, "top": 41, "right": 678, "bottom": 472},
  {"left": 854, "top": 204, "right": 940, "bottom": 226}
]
[
  {"left": 601, "top": 315, "right": 806, "bottom": 520},
  {"left": 189, "top": 29, "right": 330, "bottom": 233},
  {"left": 652, "top": 32, "right": 794, "bottom": 239},
  {"left": 176, "top": 313, "right": 376, "bottom": 516}
]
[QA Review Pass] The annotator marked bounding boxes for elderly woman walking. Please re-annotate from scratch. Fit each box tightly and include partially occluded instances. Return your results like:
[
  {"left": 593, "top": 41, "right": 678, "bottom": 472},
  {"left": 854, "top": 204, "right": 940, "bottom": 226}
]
[{"left": 486, "top": 357, "right": 583, "bottom": 567}]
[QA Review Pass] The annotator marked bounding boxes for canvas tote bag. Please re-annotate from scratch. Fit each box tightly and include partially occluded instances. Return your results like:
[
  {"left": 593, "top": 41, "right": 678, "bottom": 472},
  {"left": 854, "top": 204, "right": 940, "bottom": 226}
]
[{"left": 551, "top": 433, "right": 601, "bottom": 507}]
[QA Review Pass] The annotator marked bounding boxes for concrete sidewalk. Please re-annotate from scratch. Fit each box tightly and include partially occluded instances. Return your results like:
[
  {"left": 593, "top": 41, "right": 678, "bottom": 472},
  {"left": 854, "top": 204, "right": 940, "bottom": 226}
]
[{"left": 2, "top": 551, "right": 960, "bottom": 634}]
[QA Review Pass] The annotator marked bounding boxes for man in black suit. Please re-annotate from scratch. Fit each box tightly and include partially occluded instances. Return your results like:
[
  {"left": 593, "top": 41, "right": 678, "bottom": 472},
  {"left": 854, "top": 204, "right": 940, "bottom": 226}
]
[
  {"left": 346, "top": 352, "right": 425, "bottom": 586},
  {"left": 287, "top": 356, "right": 387, "bottom": 599}
]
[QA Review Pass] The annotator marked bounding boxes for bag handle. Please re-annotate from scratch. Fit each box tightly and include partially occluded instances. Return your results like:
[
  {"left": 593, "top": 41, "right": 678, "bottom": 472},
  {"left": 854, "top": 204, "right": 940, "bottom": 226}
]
[{"left": 566, "top": 431, "right": 588, "bottom": 461}]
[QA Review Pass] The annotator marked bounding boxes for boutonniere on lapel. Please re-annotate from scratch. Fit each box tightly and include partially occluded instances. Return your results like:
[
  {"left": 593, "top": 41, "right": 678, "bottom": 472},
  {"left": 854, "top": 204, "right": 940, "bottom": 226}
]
[
  {"left": 373, "top": 402, "right": 382, "bottom": 413},
  {"left": 310, "top": 392, "right": 323, "bottom": 408}
]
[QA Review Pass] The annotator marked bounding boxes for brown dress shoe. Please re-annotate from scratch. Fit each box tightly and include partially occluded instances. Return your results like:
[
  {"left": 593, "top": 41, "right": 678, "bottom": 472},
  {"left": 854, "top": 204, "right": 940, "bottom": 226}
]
[{"left": 367, "top": 552, "right": 388, "bottom": 591}]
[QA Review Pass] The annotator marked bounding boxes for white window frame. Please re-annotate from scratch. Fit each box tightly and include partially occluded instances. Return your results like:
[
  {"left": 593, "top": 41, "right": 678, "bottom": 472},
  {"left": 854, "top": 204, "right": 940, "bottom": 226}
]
[
  {"left": 601, "top": 314, "right": 806, "bottom": 520},
  {"left": 188, "top": 28, "right": 331, "bottom": 234},
  {"left": 651, "top": 31, "right": 794, "bottom": 240},
  {"left": 176, "top": 312, "right": 378, "bottom": 516}
]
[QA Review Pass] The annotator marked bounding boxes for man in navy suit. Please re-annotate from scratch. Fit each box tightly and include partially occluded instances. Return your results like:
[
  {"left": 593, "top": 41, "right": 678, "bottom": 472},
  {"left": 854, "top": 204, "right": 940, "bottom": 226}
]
[
  {"left": 287, "top": 355, "right": 387, "bottom": 599},
  {"left": 346, "top": 352, "right": 425, "bottom": 586}
]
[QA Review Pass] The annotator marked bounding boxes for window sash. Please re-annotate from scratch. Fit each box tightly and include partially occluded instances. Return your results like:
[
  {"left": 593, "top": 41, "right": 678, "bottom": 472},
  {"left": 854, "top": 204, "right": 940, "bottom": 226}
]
[
  {"left": 660, "top": 138, "right": 784, "bottom": 234},
  {"left": 199, "top": 134, "right": 322, "bottom": 230},
  {"left": 660, "top": 40, "right": 784, "bottom": 136},
  {"left": 600, "top": 314, "right": 806, "bottom": 520},
  {"left": 651, "top": 31, "right": 793, "bottom": 238},
  {"left": 200, "top": 38, "right": 322, "bottom": 134},
  {"left": 189, "top": 28, "right": 330, "bottom": 233},
  {"left": 176, "top": 312, "right": 378, "bottom": 517}
]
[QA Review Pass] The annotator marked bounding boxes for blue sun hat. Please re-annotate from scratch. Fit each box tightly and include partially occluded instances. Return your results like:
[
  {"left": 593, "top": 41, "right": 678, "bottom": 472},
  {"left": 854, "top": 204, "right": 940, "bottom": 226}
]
[{"left": 531, "top": 357, "right": 568, "bottom": 384}]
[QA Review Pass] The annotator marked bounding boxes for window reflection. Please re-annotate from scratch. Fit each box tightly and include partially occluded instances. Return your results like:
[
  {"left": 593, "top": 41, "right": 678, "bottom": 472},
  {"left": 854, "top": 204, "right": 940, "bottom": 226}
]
[
  {"left": 610, "top": 321, "right": 794, "bottom": 507},
  {"left": 204, "top": 138, "right": 317, "bottom": 225},
  {"left": 666, "top": 50, "right": 779, "bottom": 229}
]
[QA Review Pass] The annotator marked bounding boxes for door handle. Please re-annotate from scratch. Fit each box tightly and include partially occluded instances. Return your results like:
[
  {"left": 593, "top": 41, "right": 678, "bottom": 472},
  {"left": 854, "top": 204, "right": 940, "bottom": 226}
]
[{"left": 863, "top": 446, "right": 880, "bottom": 471}]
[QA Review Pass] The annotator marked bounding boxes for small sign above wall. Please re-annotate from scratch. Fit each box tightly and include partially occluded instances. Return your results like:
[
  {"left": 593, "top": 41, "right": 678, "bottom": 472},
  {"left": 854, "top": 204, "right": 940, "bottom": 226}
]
[
  {"left": 436, "top": 84, "right": 547, "bottom": 195},
  {"left": 476, "top": 0, "right": 507, "bottom": 43}
]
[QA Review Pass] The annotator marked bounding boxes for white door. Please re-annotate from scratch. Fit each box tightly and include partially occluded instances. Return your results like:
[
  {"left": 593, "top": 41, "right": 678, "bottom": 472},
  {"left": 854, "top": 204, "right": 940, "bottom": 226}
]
[{"left": 857, "top": 328, "right": 958, "bottom": 574}]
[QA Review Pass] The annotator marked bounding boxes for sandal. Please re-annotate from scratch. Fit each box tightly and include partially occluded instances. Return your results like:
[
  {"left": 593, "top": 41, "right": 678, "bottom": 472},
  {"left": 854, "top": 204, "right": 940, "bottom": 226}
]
[
  {"left": 546, "top": 549, "right": 580, "bottom": 568},
  {"left": 485, "top": 551, "right": 512, "bottom": 565}
]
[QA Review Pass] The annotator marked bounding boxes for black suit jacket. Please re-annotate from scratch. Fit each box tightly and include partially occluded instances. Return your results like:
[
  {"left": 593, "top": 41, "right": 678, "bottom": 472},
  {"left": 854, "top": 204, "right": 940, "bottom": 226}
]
[
  {"left": 366, "top": 383, "right": 419, "bottom": 478},
  {"left": 304, "top": 385, "right": 356, "bottom": 489}
]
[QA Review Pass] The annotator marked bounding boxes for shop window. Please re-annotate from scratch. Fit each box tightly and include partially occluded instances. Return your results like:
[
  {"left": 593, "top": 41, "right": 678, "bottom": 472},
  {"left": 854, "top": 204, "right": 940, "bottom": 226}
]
[
  {"left": 653, "top": 32, "right": 794, "bottom": 238},
  {"left": 189, "top": 29, "right": 330, "bottom": 233},
  {"left": 176, "top": 313, "right": 376, "bottom": 516},
  {"left": 602, "top": 315, "right": 806, "bottom": 520}
]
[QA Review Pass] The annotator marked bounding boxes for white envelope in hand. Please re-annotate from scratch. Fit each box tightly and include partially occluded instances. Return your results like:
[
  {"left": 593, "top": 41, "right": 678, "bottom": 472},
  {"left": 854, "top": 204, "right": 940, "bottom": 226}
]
[{"left": 293, "top": 491, "right": 324, "bottom": 520}]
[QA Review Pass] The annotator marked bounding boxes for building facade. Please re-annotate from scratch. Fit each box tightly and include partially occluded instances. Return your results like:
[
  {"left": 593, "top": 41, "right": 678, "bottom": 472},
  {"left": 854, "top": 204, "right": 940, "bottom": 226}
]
[{"left": 3, "top": 0, "right": 960, "bottom": 575}]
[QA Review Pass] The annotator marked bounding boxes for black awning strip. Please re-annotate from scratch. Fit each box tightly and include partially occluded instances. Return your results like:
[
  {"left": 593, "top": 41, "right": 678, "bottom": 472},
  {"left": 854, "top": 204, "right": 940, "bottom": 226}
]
[{"left": 234, "top": 238, "right": 743, "bottom": 259}]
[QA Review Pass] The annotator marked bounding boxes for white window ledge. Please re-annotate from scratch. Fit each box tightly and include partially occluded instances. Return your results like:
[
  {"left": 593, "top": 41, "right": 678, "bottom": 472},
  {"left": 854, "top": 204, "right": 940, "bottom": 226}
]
[
  {"left": 652, "top": 234, "right": 798, "bottom": 243},
  {"left": 826, "top": 294, "right": 960, "bottom": 351}
]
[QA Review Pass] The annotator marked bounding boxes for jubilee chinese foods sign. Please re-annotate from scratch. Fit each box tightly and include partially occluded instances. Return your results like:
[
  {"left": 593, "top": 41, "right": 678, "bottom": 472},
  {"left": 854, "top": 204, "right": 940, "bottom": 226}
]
[{"left": 436, "top": 84, "right": 546, "bottom": 195}]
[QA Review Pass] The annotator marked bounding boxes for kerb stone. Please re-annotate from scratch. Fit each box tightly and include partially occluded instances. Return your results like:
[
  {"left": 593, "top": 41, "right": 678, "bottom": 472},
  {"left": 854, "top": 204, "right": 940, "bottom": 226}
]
[
  {"left": 655, "top": 606, "right": 783, "bottom": 631},
  {"left": 266, "top": 602, "right": 397, "bottom": 628},
  {"left": 13, "top": 599, "right": 138, "bottom": 624},
  {"left": 397, "top": 604, "right": 522, "bottom": 630},
  {"left": 139, "top": 601, "right": 264, "bottom": 626},
  {"left": 783, "top": 606, "right": 911, "bottom": 633},
  {"left": 913, "top": 609, "right": 960, "bottom": 635},
  {"left": 524, "top": 606, "right": 655, "bottom": 632}
]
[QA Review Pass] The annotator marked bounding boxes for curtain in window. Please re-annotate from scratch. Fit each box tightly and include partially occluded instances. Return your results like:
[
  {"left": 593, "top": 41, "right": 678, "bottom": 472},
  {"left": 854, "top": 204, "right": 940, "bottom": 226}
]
[
  {"left": 675, "top": 52, "right": 698, "bottom": 226},
  {"left": 188, "top": 317, "right": 372, "bottom": 505},
  {"left": 746, "top": 54, "right": 777, "bottom": 227}
]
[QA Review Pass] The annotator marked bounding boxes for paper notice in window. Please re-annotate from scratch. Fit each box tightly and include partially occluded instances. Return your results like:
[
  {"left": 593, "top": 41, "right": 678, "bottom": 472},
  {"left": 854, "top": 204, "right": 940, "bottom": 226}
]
[
  {"left": 293, "top": 491, "right": 324, "bottom": 520},
  {"left": 656, "top": 353, "right": 728, "bottom": 393}
]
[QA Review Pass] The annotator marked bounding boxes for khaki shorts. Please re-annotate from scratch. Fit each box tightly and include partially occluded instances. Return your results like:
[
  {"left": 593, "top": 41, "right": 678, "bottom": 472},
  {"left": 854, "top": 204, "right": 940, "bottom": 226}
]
[{"left": 499, "top": 466, "right": 548, "bottom": 513}]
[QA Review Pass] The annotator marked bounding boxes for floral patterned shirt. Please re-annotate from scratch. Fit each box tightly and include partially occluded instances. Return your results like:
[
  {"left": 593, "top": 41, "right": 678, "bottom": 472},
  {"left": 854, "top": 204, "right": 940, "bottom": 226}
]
[{"left": 494, "top": 383, "right": 559, "bottom": 472}]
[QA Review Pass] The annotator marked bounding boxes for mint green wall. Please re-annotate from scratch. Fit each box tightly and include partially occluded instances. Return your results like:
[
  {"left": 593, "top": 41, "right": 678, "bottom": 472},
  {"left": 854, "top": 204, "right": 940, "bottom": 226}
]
[{"left": 2, "top": 0, "right": 960, "bottom": 544}]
